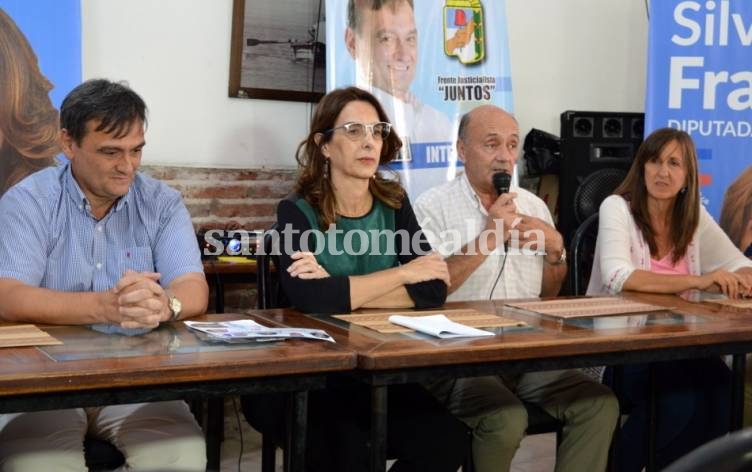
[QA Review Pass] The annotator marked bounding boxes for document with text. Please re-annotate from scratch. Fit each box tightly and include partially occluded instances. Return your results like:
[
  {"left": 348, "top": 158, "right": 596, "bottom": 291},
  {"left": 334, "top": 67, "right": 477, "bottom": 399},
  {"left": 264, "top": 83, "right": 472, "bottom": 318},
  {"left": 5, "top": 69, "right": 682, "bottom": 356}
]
[
  {"left": 185, "top": 319, "right": 334, "bottom": 343},
  {"left": 388, "top": 314, "right": 495, "bottom": 339}
]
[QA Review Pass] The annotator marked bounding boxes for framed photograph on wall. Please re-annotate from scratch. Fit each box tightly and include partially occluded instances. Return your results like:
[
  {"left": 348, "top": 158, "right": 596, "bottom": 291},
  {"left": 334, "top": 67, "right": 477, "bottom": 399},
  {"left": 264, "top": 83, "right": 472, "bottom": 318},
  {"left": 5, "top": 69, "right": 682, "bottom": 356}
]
[{"left": 229, "top": 0, "right": 325, "bottom": 102}]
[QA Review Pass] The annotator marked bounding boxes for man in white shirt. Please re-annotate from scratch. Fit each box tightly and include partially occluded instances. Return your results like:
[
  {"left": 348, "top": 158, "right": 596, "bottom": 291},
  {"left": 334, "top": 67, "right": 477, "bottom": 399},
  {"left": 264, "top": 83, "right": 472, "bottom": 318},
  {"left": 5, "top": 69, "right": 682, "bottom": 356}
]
[
  {"left": 345, "top": 0, "right": 453, "bottom": 144},
  {"left": 414, "top": 104, "right": 618, "bottom": 472}
]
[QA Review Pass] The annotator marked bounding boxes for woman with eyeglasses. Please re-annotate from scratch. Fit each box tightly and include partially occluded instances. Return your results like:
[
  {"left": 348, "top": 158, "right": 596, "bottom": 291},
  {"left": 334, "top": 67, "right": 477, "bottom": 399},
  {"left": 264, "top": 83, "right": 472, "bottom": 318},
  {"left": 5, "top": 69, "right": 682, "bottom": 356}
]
[
  {"left": 242, "top": 86, "right": 468, "bottom": 472},
  {"left": 275, "top": 86, "right": 451, "bottom": 314},
  {"left": 587, "top": 128, "right": 752, "bottom": 471}
]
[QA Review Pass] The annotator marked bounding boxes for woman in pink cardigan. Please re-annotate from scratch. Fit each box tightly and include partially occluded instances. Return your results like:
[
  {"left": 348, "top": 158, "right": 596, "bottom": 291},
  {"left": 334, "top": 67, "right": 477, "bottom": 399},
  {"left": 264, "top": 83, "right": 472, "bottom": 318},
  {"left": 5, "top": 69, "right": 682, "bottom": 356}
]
[{"left": 588, "top": 128, "right": 752, "bottom": 471}]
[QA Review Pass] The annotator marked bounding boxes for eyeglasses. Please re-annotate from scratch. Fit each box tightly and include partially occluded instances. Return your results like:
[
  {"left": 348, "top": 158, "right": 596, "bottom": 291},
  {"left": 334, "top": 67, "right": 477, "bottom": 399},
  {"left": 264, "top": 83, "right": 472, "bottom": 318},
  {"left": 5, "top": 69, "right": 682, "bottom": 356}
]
[{"left": 326, "top": 121, "right": 392, "bottom": 141}]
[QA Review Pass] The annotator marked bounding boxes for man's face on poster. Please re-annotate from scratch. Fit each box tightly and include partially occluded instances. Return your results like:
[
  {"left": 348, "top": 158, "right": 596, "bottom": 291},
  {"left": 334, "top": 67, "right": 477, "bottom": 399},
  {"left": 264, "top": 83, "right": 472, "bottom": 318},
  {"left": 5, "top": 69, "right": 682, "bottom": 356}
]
[{"left": 346, "top": 0, "right": 417, "bottom": 101}]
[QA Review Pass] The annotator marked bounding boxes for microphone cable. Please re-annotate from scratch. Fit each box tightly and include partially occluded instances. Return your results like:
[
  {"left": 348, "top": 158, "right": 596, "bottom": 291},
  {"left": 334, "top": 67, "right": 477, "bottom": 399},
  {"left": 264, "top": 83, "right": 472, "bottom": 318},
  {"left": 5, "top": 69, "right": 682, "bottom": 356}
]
[{"left": 488, "top": 242, "right": 509, "bottom": 300}]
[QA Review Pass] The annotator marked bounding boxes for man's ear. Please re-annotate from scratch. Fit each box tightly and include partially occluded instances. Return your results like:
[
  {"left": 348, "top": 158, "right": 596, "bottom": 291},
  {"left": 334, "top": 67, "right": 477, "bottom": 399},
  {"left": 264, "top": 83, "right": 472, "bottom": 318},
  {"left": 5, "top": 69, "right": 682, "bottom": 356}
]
[
  {"left": 59, "top": 129, "right": 76, "bottom": 160},
  {"left": 345, "top": 27, "right": 357, "bottom": 58},
  {"left": 456, "top": 139, "right": 466, "bottom": 163}
]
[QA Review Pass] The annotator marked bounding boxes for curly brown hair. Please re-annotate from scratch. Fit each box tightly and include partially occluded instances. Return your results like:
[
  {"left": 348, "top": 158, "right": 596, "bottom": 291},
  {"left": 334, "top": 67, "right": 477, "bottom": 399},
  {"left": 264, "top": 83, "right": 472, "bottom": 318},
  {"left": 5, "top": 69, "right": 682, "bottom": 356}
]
[
  {"left": 0, "top": 8, "right": 59, "bottom": 196},
  {"left": 613, "top": 127, "right": 700, "bottom": 263},
  {"left": 294, "top": 86, "right": 405, "bottom": 229}
]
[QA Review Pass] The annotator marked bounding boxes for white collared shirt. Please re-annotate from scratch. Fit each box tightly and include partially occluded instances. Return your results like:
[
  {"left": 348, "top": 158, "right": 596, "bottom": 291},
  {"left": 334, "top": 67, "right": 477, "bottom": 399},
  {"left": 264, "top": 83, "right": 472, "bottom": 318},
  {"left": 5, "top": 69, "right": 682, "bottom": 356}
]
[{"left": 414, "top": 173, "right": 552, "bottom": 301}]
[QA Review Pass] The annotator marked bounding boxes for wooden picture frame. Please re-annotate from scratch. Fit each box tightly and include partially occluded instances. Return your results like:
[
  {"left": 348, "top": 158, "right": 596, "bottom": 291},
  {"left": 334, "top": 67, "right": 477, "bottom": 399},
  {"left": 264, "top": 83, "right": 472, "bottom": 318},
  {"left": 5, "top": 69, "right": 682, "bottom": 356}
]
[{"left": 228, "top": 0, "right": 325, "bottom": 103}]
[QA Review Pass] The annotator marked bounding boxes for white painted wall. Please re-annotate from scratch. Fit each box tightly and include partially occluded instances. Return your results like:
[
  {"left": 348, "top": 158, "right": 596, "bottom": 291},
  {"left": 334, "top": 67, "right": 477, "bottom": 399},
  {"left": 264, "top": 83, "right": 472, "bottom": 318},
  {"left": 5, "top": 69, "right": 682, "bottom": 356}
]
[{"left": 81, "top": 0, "right": 648, "bottom": 169}]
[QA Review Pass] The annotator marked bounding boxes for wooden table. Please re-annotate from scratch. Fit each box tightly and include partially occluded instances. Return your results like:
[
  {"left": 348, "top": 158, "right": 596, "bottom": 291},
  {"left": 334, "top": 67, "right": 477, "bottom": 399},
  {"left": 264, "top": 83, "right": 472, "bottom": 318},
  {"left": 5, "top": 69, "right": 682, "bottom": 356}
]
[
  {"left": 250, "top": 292, "right": 752, "bottom": 472},
  {"left": 0, "top": 313, "right": 356, "bottom": 472}
]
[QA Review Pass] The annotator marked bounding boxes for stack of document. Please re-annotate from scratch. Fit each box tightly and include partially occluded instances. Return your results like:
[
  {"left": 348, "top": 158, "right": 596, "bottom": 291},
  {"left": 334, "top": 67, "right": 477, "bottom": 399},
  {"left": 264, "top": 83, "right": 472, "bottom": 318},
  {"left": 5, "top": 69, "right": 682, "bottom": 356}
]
[
  {"left": 388, "top": 314, "right": 495, "bottom": 339},
  {"left": 185, "top": 319, "right": 334, "bottom": 343}
]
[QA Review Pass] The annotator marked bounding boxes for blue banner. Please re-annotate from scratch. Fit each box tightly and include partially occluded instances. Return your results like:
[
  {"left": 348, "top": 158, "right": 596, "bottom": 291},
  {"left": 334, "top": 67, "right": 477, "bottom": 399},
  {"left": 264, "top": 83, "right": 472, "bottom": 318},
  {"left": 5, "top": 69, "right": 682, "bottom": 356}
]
[
  {"left": 326, "top": 0, "right": 513, "bottom": 198},
  {"left": 646, "top": 0, "right": 752, "bottom": 218}
]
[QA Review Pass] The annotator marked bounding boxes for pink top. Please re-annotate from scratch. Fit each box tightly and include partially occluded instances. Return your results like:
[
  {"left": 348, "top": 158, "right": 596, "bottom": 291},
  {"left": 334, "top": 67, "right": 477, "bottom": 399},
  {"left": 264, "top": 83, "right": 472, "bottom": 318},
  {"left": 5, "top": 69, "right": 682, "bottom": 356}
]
[{"left": 650, "top": 253, "right": 690, "bottom": 275}]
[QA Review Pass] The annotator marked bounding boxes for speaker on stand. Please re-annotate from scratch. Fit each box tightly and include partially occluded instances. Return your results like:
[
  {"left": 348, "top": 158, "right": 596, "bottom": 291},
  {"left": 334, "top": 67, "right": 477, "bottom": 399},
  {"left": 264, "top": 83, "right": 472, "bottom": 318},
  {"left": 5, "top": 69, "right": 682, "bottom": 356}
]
[
  {"left": 558, "top": 111, "right": 644, "bottom": 295},
  {"left": 558, "top": 111, "right": 644, "bottom": 245}
]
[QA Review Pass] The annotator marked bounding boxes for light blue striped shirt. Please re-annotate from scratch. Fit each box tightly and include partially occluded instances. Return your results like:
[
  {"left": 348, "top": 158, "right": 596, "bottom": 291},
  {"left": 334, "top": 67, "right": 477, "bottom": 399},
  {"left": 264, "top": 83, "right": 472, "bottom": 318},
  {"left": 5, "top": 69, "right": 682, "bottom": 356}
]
[{"left": 0, "top": 163, "right": 203, "bottom": 331}]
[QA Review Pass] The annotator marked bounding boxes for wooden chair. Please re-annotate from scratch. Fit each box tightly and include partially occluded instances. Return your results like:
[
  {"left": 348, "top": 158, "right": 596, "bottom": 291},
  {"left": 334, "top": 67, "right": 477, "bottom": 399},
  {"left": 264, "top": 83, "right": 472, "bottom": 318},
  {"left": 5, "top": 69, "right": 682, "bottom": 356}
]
[
  {"left": 254, "top": 223, "right": 286, "bottom": 472},
  {"left": 569, "top": 213, "right": 600, "bottom": 296}
]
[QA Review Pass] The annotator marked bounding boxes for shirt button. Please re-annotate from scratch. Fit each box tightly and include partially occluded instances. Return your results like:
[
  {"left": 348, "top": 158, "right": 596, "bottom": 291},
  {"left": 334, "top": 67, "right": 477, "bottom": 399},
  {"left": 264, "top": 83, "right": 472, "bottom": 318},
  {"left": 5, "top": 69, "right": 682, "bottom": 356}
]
[
  {"left": 96, "top": 226, "right": 103, "bottom": 232},
  {"left": 95, "top": 262, "right": 102, "bottom": 269}
]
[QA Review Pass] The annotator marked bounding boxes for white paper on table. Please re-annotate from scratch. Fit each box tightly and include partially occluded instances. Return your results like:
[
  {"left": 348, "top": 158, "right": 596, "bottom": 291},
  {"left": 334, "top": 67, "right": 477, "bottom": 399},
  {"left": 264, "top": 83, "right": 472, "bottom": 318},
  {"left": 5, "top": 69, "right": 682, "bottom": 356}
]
[{"left": 388, "top": 314, "right": 495, "bottom": 339}]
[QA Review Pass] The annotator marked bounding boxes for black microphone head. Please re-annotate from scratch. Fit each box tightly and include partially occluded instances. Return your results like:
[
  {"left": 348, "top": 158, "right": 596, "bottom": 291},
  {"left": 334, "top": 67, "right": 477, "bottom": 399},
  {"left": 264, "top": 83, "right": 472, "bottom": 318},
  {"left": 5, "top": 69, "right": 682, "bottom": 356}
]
[{"left": 493, "top": 172, "right": 511, "bottom": 196}]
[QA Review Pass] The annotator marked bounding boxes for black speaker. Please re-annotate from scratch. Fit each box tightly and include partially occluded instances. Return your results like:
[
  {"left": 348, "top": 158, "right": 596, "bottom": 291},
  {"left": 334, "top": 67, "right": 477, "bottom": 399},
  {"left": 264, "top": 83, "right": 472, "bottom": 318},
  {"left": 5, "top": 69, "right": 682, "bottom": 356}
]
[{"left": 558, "top": 110, "right": 644, "bottom": 245}]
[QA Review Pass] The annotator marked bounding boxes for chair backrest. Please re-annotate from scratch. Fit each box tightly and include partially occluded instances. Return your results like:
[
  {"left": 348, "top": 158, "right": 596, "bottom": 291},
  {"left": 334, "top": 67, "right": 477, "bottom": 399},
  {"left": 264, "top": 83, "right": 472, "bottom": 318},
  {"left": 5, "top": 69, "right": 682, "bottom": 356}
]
[
  {"left": 573, "top": 168, "right": 626, "bottom": 225},
  {"left": 569, "top": 213, "right": 599, "bottom": 296},
  {"left": 662, "top": 427, "right": 752, "bottom": 472},
  {"left": 256, "top": 223, "right": 284, "bottom": 309}
]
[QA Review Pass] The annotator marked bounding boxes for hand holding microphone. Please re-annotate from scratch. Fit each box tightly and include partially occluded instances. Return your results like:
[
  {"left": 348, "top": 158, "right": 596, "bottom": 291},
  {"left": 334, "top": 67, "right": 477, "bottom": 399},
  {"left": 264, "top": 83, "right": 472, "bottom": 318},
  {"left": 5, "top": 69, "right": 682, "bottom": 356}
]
[
  {"left": 487, "top": 172, "right": 517, "bottom": 249},
  {"left": 493, "top": 171, "right": 511, "bottom": 196},
  {"left": 491, "top": 171, "right": 516, "bottom": 211}
]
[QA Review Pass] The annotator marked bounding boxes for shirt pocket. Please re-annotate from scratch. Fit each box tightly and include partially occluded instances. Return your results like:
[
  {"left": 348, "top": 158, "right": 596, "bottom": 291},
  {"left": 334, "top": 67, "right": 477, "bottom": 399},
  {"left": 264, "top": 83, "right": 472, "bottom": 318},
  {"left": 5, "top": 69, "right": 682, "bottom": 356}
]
[{"left": 117, "top": 246, "right": 155, "bottom": 274}]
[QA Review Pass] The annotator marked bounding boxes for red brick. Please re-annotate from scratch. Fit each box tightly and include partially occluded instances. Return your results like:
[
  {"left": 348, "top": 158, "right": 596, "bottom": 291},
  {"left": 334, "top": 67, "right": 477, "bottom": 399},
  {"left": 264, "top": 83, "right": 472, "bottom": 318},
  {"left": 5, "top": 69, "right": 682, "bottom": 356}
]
[
  {"left": 141, "top": 166, "right": 178, "bottom": 180},
  {"left": 246, "top": 182, "right": 295, "bottom": 199},
  {"left": 211, "top": 201, "right": 277, "bottom": 218},
  {"left": 141, "top": 165, "right": 294, "bottom": 231},
  {"left": 181, "top": 183, "right": 250, "bottom": 199},
  {"left": 185, "top": 200, "right": 212, "bottom": 218}
]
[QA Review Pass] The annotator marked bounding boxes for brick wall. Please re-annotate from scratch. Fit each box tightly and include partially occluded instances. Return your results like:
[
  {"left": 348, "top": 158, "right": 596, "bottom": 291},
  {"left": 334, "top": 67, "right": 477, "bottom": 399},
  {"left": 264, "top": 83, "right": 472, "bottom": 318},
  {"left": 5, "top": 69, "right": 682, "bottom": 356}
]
[
  {"left": 141, "top": 165, "right": 297, "bottom": 312},
  {"left": 142, "top": 165, "right": 297, "bottom": 232}
]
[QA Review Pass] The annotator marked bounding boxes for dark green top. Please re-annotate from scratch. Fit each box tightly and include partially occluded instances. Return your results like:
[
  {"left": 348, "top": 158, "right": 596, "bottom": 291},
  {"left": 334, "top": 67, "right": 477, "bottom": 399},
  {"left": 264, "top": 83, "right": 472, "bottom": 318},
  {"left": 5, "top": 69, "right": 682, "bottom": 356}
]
[
  {"left": 295, "top": 198, "right": 397, "bottom": 277},
  {"left": 274, "top": 194, "right": 447, "bottom": 313}
]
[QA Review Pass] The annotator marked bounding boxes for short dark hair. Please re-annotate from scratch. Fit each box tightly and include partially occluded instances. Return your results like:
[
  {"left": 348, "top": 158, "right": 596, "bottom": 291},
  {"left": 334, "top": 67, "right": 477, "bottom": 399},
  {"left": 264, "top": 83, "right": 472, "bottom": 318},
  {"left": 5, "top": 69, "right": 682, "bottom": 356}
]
[
  {"left": 60, "top": 79, "right": 147, "bottom": 144},
  {"left": 347, "top": 0, "right": 414, "bottom": 31},
  {"left": 457, "top": 111, "right": 472, "bottom": 141}
]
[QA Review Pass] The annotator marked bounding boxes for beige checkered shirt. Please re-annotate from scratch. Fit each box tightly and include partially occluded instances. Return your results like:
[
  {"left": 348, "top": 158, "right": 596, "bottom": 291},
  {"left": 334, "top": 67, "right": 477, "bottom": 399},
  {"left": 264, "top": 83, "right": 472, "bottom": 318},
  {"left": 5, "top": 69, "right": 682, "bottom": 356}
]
[{"left": 414, "top": 173, "right": 553, "bottom": 302}]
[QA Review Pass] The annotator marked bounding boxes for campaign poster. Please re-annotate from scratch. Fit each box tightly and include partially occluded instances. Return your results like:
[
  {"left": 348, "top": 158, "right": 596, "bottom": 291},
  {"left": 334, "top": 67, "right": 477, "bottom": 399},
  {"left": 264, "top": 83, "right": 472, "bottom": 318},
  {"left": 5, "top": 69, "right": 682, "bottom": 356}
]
[
  {"left": 326, "top": 0, "right": 513, "bottom": 198},
  {"left": 645, "top": 0, "right": 752, "bottom": 218},
  {"left": 0, "top": 0, "right": 80, "bottom": 195},
  {"left": 0, "top": 0, "right": 81, "bottom": 108}
]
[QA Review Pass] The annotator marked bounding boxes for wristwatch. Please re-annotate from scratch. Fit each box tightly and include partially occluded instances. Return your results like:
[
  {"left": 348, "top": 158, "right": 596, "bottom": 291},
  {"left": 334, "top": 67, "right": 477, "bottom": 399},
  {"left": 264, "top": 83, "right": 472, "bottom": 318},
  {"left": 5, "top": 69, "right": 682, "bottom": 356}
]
[
  {"left": 546, "top": 247, "right": 567, "bottom": 266},
  {"left": 167, "top": 293, "right": 183, "bottom": 321}
]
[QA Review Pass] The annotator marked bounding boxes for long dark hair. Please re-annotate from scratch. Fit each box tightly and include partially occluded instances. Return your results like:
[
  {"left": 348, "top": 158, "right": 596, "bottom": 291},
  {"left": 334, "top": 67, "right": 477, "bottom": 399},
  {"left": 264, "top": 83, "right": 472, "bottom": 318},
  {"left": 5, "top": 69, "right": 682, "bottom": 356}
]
[
  {"left": 294, "top": 86, "right": 405, "bottom": 229},
  {"left": 613, "top": 127, "right": 700, "bottom": 263}
]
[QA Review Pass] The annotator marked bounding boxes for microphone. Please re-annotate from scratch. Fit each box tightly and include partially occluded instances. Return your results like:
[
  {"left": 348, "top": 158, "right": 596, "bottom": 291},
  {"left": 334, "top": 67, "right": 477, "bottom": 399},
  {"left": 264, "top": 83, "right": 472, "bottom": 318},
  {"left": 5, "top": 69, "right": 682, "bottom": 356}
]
[{"left": 492, "top": 172, "right": 511, "bottom": 196}]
